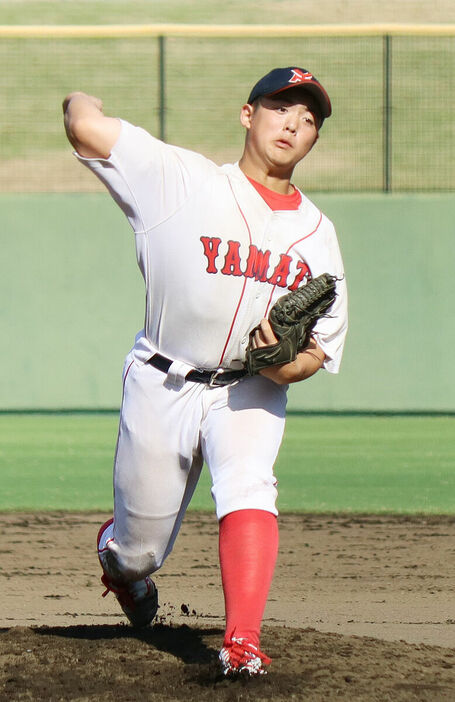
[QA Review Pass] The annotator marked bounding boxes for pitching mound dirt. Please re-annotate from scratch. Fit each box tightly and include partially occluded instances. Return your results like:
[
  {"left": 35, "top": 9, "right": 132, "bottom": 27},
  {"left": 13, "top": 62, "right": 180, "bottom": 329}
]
[
  {"left": 1, "top": 512, "right": 455, "bottom": 700},
  {"left": 2, "top": 623, "right": 455, "bottom": 701}
]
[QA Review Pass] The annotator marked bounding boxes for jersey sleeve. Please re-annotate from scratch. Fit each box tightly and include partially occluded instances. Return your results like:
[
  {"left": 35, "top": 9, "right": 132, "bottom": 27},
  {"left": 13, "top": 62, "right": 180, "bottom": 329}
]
[
  {"left": 74, "top": 119, "right": 218, "bottom": 232},
  {"left": 311, "top": 218, "right": 348, "bottom": 374}
]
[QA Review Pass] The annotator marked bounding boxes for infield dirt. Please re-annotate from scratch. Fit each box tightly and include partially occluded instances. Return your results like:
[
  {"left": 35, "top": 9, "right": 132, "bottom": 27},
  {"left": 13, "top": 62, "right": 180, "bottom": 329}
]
[{"left": 1, "top": 512, "right": 455, "bottom": 701}]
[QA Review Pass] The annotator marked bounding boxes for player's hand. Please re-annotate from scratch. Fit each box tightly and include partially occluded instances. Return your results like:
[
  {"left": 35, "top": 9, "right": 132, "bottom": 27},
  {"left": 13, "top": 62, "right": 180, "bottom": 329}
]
[
  {"left": 251, "top": 321, "right": 326, "bottom": 385},
  {"left": 63, "top": 91, "right": 120, "bottom": 159},
  {"left": 62, "top": 92, "right": 104, "bottom": 115},
  {"left": 250, "top": 318, "right": 279, "bottom": 349}
]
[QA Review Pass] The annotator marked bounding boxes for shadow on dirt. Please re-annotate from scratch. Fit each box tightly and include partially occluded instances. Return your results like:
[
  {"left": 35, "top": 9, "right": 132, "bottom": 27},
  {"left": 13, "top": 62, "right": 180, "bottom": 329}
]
[{"left": 33, "top": 623, "right": 222, "bottom": 665}]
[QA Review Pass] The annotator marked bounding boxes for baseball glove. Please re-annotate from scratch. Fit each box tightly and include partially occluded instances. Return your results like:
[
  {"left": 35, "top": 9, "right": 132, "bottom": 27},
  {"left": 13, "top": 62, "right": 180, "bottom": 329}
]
[{"left": 245, "top": 273, "right": 338, "bottom": 376}]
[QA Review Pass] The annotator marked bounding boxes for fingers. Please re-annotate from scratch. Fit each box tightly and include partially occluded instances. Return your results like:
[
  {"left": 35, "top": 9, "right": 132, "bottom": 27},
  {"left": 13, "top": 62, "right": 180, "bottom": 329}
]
[
  {"left": 62, "top": 92, "right": 103, "bottom": 115},
  {"left": 251, "top": 319, "right": 278, "bottom": 349}
]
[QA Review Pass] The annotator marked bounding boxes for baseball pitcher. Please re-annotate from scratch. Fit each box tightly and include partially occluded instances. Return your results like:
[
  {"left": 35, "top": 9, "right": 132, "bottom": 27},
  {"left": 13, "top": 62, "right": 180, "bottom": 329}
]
[{"left": 63, "top": 66, "right": 348, "bottom": 677}]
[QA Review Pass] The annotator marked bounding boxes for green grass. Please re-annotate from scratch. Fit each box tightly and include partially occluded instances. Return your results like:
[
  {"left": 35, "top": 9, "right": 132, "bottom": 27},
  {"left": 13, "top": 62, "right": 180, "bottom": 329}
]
[
  {"left": 276, "top": 414, "right": 455, "bottom": 513},
  {"left": 1, "top": 413, "right": 454, "bottom": 514},
  {"left": 0, "top": 414, "right": 116, "bottom": 511}
]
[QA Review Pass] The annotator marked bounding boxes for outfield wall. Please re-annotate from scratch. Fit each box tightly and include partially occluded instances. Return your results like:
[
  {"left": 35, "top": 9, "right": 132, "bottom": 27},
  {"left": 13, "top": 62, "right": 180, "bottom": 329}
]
[{"left": 1, "top": 193, "right": 454, "bottom": 411}]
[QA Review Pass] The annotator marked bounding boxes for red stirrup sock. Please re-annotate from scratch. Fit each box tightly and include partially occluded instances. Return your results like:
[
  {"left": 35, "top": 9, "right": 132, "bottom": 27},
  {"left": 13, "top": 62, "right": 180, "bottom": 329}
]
[{"left": 219, "top": 509, "right": 279, "bottom": 648}]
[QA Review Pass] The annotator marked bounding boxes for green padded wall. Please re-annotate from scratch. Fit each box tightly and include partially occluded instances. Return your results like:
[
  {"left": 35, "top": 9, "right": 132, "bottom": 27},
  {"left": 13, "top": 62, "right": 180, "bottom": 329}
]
[{"left": 1, "top": 193, "right": 454, "bottom": 411}]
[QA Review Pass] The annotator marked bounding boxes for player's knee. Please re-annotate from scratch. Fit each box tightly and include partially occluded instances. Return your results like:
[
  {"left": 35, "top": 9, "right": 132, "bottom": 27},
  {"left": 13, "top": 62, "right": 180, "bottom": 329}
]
[
  {"left": 211, "top": 475, "right": 278, "bottom": 520},
  {"left": 107, "top": 542, "right": 165, "bottom": 581}
]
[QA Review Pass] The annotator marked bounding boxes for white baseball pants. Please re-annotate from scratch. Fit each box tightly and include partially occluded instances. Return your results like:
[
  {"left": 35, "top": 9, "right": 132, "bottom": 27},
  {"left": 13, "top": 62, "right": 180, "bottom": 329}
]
[{"left": 106, "top": 353, "right": 287, "bottom": 581}]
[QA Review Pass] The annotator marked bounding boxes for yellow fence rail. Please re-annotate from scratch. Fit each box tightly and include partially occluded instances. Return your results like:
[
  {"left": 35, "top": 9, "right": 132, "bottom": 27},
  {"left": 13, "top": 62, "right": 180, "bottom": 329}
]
[{"left": 0, "top": 23, "right": 455, "bottom": 37}]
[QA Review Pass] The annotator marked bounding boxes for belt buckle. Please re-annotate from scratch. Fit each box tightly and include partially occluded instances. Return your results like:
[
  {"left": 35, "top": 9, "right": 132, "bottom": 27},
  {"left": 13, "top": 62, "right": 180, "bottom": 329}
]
[{"left": 209, "top": 368, "right": 226, "bottom": 387}]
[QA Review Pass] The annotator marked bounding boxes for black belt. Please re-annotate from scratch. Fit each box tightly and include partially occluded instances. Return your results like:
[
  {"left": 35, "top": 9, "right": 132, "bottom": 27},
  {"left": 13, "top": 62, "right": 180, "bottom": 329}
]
[{"left": 147, "top": 353, "right": 247, "bottom": 387}]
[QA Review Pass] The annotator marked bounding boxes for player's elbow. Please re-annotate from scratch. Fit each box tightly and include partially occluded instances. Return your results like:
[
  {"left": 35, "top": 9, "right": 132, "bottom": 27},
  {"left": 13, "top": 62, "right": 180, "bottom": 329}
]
[
  {"left": 64, "top": 113, "right": 85, "bottom": 147},
  {"left": 64, "top": 113, "right": 93, "bottom": 150},
  {"left": 65, "top": 114, "right": 115, "bottom": 159}
]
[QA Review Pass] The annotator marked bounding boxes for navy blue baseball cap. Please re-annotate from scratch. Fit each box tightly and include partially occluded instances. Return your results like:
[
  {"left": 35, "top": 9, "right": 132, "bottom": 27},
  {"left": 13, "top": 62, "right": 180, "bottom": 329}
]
[{"left": 247, "top": 67, "right": 332, "bottom": 124}]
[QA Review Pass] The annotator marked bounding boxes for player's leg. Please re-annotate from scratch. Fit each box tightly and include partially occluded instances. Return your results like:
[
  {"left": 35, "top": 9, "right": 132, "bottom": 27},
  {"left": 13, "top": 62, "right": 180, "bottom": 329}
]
[
  {"left": 97, "top": 517, "right": 160, "bottom": 628},
  {"left": 202, "top": 375, "right": 287, "bottom": 675},
  {"left": 98, "top": 357, "right": 205, "bottom": 625},
  {"left": 217, "top": 508, "right": 278, "bottom": 675}
]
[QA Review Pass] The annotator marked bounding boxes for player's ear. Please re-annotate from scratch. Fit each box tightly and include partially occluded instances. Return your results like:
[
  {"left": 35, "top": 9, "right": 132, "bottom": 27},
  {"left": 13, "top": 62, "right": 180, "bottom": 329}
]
[{"left": 240, "top": 103, "right": 255, "bottom": 129}]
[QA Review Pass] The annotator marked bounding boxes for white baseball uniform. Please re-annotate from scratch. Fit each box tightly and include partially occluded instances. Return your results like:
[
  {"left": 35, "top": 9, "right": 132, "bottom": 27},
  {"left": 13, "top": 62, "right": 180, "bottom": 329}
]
[{"left": 76, "top": 119, "right": 348, "bottom": 581}]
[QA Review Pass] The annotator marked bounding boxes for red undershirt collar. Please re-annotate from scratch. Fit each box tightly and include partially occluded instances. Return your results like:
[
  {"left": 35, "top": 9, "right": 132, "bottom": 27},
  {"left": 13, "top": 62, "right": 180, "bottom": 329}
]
[{"left": 246, "top": 176, "right": 302, "bottom": 211}]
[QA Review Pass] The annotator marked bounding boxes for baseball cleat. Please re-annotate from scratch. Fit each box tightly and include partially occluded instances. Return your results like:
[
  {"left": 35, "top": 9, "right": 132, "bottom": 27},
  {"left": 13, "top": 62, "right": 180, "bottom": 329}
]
[
  {"left": 219, "top": 637, "right": 271, "bottom": 677},
  {"left": 97, "top": 519, "right": 158, "bottom": 628}
]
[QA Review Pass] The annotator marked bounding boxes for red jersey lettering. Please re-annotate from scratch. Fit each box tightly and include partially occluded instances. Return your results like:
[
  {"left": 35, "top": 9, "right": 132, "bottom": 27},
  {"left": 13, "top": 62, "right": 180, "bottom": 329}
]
[
  {"left": 245, "top": 246, "right": 271, "bottom": 282},
  {"left": 221, "top": 240, "right": 243, "bottom": 276},
  {"left": 200, "top": 236, "right": 221, "bottom": 273},
  {"left": 288, "top": 260, "right": 311, "bottom": 291},
  {"left": 267, "top": 254, "right": 293, "bottom": 288}
]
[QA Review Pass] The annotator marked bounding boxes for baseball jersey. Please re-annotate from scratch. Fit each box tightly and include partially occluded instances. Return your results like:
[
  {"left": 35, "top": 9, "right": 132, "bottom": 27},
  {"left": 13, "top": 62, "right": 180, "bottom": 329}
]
[{"left": 76, "top": 119, "right": 348, "bottom": 374}]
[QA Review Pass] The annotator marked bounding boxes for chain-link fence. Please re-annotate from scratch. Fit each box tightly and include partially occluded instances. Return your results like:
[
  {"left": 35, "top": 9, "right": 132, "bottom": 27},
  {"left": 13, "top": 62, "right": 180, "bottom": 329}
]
[{"left": 0, "top": 24, "right": 453, "bottom": 192}]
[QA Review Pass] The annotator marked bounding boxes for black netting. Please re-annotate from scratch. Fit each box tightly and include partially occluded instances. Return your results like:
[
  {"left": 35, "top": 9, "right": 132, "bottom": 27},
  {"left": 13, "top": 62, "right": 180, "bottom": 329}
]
[{"left": 0, "top": 33, "right": 453, "bottom": 192}]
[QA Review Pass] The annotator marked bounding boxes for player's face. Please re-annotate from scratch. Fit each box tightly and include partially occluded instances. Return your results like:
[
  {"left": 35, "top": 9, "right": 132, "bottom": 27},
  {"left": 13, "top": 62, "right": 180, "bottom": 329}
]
[{"left": 241, "top": 89, "right": 320, "bottom": 175}]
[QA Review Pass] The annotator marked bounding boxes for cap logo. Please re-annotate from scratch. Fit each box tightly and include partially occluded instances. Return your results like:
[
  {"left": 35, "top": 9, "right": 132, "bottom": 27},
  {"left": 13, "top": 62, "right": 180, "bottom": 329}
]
[{"left": 288, "top": 69, "right": 313, "bottom": 85}]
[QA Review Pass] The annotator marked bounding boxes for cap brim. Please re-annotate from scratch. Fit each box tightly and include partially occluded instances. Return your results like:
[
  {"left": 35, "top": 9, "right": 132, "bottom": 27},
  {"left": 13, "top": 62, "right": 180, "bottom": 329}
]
[{"left": 270, "top": 82, "right": 332, "bottom": 119}]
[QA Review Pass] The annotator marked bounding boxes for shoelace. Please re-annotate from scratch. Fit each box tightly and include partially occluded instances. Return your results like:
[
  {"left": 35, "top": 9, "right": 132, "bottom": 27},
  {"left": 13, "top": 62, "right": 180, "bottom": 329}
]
[
  {"left": 100, "top": 572, "right": 136, "bottom": 610},
  {"left": 222, "top": 637, "right": 271, "bottom": 673}
]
